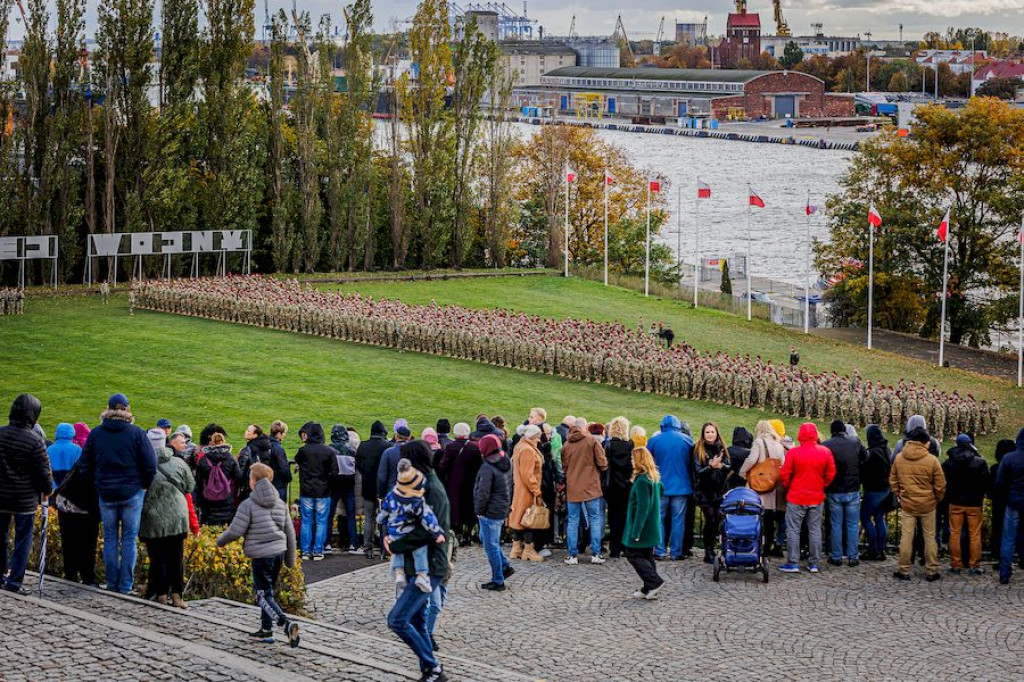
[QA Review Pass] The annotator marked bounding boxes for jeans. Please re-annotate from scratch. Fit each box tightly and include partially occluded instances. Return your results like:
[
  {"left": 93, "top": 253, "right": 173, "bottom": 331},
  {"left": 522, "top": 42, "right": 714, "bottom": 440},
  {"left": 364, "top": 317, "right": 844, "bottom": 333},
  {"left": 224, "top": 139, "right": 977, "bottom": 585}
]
[
  {"left": 786, "top": 503, "right": 823, "bottom": 566},
  {"left": 252, "top": 553, "right": 287, "bottom": 630},
  {"left": 425, "top": 583, "right": 447, "bottom": 644},
  {"left": 391, "top": 544, "right": 430, "bottom": 575},
  {"left": 899, "top": 509, "right": 938, "bottom": 576},
  {"left": 1000, "top": 507, "right": 1021, "bottom": 583},
  {"left": 827, "top": 491, "right": 861, "bottom": 561},
  {"left": 625, "top": 547, "right": 663, "bottom": 594},
  {"left": 299, "top": 496, "right": 330, "bottom": 555},
  {"left": 362, "top": 498, "right": 380, "bottom": 551},
  {"left": 656, "top": 495, "right": 688, "bottom": 559},
  {"left": 327, "top": 487, "right": 358, "bottom": 549},
  {"left": 388, "top": 574, "right": 442, "bottom": 672},
  {"left": 478, "top": 516, "right": 510, "bottom": 584},
  {"left": 860, "top": 491, "right": 889, "bottom": 557},
  {"left": 0, "top": 513, "right": 35, "bottom": 592},
  {"left": 143, "top": 533, "right": 186, "bottom": 598},
  {"left": 99, "top": 490, "right": 145, "bottom": 593},
  {"left": 58, "top": 511, "right": 99, "bottom": 585},
  {"left": 948, "top": 505, "right": 983, "bottom": 569},
  {"left": 566, "top": 498, "right": 604, "bottom": 557}
]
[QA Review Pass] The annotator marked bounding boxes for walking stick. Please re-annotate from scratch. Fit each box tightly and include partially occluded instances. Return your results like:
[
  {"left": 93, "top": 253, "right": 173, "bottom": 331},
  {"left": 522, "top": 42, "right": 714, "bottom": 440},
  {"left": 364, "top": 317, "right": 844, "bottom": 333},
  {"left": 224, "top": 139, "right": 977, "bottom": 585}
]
[
  {"left": 37, "top": 494, "right": 50, "bottom": 598},
  {"left": 182, "top": 535, "right": 202, "bottom": 596}
]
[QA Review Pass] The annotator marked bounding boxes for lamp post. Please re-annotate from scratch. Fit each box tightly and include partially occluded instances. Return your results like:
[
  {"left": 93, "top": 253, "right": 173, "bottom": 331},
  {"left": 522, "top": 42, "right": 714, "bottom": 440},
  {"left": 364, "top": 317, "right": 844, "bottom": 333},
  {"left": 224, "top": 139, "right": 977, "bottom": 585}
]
[{"left": 969, "top": 32, "right": 977, "bottom": 97}]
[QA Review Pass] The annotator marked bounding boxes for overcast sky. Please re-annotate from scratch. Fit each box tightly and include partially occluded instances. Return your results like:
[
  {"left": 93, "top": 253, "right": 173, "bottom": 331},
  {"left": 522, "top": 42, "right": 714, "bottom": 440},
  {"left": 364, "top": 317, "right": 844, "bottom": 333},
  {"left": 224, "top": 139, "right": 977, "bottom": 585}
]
[{"left": 5, "top": 0, "right": 1024, "bottom": 42}]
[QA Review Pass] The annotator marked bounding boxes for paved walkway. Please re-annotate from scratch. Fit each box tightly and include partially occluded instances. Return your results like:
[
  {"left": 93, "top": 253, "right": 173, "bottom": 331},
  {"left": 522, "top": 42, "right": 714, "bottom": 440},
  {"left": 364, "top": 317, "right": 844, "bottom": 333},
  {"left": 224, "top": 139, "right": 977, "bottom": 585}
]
[{"left": 308, "top": 547, "right": 1024, "bottom": 681}]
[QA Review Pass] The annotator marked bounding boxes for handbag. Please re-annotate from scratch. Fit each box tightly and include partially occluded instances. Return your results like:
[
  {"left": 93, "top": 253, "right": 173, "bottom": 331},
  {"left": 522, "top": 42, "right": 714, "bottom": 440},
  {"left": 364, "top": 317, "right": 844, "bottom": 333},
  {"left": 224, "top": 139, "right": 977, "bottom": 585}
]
[
  {"left": 521, "top": 498, "right": 551, "bottom": 530},
  {"left": 747, "top": 440, "right": 781, "bottom": 494}
]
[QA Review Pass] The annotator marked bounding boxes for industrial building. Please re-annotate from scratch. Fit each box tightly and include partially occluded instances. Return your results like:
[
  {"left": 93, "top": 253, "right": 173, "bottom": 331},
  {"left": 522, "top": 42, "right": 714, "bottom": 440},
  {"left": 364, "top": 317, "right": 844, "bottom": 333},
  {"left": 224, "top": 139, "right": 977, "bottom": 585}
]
[
  {"left": 518, "top": 66, "right": 854, "bottom": 119},
  {"left": 501, "top": 41, "right": 577, "bottom": 88},
  {"left": 762, "top": 24, "right": 860, "bottom": 59},
  {"left": 719, "top": 2, "right": 761, "bottom": 67}
]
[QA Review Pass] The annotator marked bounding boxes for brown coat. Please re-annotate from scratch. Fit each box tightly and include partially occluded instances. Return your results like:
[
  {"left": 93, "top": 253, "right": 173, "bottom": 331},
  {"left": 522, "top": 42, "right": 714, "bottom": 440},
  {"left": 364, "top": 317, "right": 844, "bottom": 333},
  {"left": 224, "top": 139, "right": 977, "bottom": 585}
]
[
  {"left": 508, "top": 439, "right": 543, "bottom": 530},
  {"left": 561, "top": 426, "right": 609, "bottom": 503},
  {"left": 889, "top": 440, "right": 947, "bottom": 515}
]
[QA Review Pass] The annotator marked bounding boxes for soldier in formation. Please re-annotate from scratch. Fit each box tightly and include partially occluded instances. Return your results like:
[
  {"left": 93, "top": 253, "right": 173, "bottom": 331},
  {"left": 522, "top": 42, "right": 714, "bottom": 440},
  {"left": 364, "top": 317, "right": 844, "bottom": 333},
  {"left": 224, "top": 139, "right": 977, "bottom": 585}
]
[
  {"left": 132, "top": 276, "right": 999, "bottom": 438},
  {"left": 0, "top": 288, "right": 25, "bottom": 315}
]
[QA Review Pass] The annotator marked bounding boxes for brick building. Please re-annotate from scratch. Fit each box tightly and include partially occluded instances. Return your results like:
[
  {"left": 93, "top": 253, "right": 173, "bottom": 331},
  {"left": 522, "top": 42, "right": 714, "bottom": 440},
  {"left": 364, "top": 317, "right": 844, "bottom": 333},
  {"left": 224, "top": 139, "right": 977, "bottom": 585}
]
[{"left": 720, "top": 6, "right": 761, "bottom": 68}]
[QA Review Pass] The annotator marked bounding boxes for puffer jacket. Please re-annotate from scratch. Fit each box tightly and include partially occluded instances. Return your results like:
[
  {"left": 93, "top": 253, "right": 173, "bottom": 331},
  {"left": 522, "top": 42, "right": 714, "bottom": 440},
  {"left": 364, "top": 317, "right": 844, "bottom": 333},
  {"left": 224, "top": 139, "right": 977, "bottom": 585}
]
[
  {"left": 140, "top": 447, "right": 196, "bottom": 539},
  {"left": 778, "top": 423, "right": 836, "bottom": 507},
  {"left": 78, "top": 408, "right": 156, "bottom": 503},
  {"left": 473, "top": 452, "right": 512, "bottom": 520},
  {"left": 329, "top": 425, "right": 357, "bottom": 493},
  {"left": 604, "top": 437, "right": 634, "bottom": 503},
  {"left": 295, "top": 422, "right": 339, "bottom": 499},
  {"left": 823, "top": 432, "right": 868, "bottom": 495},
  {"left": 890, "top": 438, "right": 947, "bottom": 515},
  {"left": 196, "top": 444, "right": 242, "bottom": 525},
  {"left": 48, "top": 422, "right": 82, "bottom": 487},
  {"left": 942, "top": 437, "right": 989, "bottom": 507},
  {"left": 217, "top": 477, "right": 297, "bottom": 565},
  {"left": 0, "top": 394, "right": 52, "bottom": 514}
]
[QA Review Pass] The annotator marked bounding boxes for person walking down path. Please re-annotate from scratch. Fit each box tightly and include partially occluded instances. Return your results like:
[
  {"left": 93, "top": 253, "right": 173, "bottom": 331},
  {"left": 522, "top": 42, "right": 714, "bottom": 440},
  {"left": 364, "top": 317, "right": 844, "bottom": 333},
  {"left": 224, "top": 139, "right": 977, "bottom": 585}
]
[
  {"left": 140, "top": 428, "right": 195, "bottom": 608},
  {"left": 995, "top": 429, "right": 1024, "bottom": 585},
  {"left": 777, "top": 423, "right": 835, "bottom": 575},
  {"left": 0, "top": 394, "right": 53, "bottom": 595},
  {"left": 474, "top": 434, "right": 513, "bottom": 591},
  {"left": 647, "top": 415, "right": 694, "bottom": 561},
  {"left": 624, "top": 446, "right": 665, "bottom": 600},
  {"left": 890, "top": 426, "right": 947, "bottom": 583},
  {"left": 217, "top": 463, "right": 300, "bottom": 647},
  {"left": 942, "top": 434, "right": 989, "bottom": 575},
  {"left": 78, "top": 393, "right": 156, "bottom": 595}
]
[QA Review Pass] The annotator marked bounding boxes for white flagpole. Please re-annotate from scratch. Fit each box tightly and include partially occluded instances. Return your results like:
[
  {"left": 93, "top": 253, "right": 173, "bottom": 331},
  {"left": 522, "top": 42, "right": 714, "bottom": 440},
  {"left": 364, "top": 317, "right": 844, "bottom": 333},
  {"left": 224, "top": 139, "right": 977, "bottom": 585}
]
[
  {"left": 867, "top": 209, "right": 875, "bottom": 350},
  {"left": 746, "top": 188, "right": 752, "bottom": 322},
  {"left": 564, "top": 167, "right": 570, "bottom": 278},
  {"left": 1018, "top": 213, "right": 1023, "bottom": 388},
  {"left": 645, "top": 181, "right": 651, "bottom": 297},
  {"left": 804, "top": 195, "right": 811, "bottom": 334},
  {"left": 694, "top": 192, "right": 700, "bottom": 309},
  {"left": 938, "top": 211, "right": 950, "bottom": 367},
  {"left": 676, "top": 187, "right": 682, "bottom": 285},
  {"left": 604, "top": 169, "right": 609, "bottom": 287}
]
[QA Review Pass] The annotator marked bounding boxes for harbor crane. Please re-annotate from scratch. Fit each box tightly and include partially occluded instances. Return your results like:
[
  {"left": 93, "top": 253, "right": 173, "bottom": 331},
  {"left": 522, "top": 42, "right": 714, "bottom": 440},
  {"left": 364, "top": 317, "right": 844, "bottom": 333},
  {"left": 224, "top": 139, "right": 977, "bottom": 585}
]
[
  {"left": 653, "top": 16, "right": 665, "bottom": 56},
  {"left": 773, "top": 0, "right": 791, "bottom": 37},
  {"left": 613, "top": 14, "right": 635, "bottom": 64}
]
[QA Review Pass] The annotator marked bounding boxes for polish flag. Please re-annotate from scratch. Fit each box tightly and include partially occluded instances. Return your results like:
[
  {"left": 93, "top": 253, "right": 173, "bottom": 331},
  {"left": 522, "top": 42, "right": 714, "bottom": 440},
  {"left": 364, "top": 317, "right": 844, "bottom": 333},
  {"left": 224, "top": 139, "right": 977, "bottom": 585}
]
[
  {"left": 749, "top": 189, "right": 765, "bottom": 208},
  {"left": 936, "top": 208, "right": 950, "bottom": 243},
  {"left": 566, "top": 167, "right": 576, "bottom": 183},
  {"left": 806, "top": 203, "right": 819, "bottom": 216},
  {"left": 649, "top": 180, "right": 661, "bottom": 193},
  {"left": 868, "top": 201, "right": 882, "bottom": 228},
  {"left": 605, "top": 171, "right": 616, "bottom": 186},
  {"left": 697, "top": 181, "right": 711, "bottom": 199}
]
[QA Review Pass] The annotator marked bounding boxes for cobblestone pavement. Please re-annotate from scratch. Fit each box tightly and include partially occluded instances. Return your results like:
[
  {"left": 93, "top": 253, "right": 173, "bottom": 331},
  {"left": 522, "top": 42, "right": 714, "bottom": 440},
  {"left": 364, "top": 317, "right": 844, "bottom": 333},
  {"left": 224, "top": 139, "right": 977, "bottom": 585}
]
[{"left": 308, "top": 547, "right": 1024, "bottom": 682}]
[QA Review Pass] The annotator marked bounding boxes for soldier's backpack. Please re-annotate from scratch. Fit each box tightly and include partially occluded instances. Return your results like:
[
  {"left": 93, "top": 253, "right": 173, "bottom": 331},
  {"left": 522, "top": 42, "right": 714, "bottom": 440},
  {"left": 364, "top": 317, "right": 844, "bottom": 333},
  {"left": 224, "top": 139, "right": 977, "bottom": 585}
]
[{"left": 203, "top": 461, "right": 233, "bottom": 502}]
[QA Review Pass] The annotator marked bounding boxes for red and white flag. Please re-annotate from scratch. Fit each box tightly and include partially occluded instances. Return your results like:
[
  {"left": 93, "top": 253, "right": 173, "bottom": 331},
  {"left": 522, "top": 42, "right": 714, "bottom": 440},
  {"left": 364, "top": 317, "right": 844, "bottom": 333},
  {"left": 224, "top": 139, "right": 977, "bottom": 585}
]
[
  {"left": 806, "top": 202, "right": 819, "bottom": 216},
  {"left": 868, "top": 201, "right": 882, "bottom": 228},
  {"left": 697, "top": 181, "right": 710, "bottom": 199},
  {"left": 749, "top": 189, "right": 765, "bottom": 208},
  {"left": 936, "top": 208, "right": 950, "bottom": 243},
  {"left": 566, "top": 167, "right": 576, "bottom": 184},
  {"left": 649, "top": 180, "right": 661, "bottom": 193},
  {"left": 605, "top": 171, "right": 616, "bottom": 186}
]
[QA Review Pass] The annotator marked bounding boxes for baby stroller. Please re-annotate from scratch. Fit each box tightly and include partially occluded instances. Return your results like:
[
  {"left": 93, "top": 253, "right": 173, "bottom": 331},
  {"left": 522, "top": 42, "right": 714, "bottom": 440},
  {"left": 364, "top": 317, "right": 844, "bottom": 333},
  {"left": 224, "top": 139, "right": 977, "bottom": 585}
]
[{"left": 713, "top": 487, "right": 769, "bottom": 583}]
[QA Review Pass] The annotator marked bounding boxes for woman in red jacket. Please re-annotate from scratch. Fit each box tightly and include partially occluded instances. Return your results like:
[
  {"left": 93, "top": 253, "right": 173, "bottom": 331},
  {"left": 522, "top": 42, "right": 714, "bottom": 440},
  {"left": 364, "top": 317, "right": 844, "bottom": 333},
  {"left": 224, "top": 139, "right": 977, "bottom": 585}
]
[{"left": 777, "top": 423, "right": 835, "bottom": 574}]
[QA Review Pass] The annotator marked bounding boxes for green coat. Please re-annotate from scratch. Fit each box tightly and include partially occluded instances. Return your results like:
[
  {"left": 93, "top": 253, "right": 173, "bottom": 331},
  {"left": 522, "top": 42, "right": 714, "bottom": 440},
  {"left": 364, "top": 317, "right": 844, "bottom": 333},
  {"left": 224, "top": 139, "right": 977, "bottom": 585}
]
[
  {"left": 389, "top": 469, "right": 452, "bottom": 579},
  {"left": 140, "top": 448, "right": 195, "bottom": 540},
  {"left": 623, "top": 473, "right": 663, "bottom": 549}
]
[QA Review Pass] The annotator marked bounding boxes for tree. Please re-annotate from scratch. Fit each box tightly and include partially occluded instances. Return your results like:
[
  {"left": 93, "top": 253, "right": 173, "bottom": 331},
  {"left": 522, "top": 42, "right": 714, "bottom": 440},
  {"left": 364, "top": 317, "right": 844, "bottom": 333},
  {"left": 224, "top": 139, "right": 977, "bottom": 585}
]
[
  {"left": 479, "top": 42, "right": 518, "bottom": 268},
  {"left": 815, "top": 99, "right": 1024, "bottom": 347},
  {"left": 976, "top": 77, "right": 1023, "bottom": 99},
  {"left": 780, "top": 41, "right": 803, "bottom": 69},
  {"left": 266, "top": 12, "right": 297, "bottom": 272},
  {"left": 720, "top": 259, "right": 733, "bottom": 294},
  {"left": 887, "top": 70, "right": 910, "bottom": 92}
]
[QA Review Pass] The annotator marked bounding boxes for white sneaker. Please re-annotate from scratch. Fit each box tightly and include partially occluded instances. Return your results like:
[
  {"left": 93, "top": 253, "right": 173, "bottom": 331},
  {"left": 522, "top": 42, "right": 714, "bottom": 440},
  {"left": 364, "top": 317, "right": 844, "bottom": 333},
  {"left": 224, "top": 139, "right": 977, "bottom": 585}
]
[
  {"left": 414, "top": 574, "right": 432, "bottom": 593},
  {"left": 347, "top": 547, "right": 365, "bottom": 555},
  {"left": 564, "top": 556, "right": 579, "bottom": 565},
  {"left": 394, "top": 572, "right": 407, "bottom": 588},
  {"left": 538, "top": 548, "right": 552, "bottom": 558},
  {"left": 645, "top": 585, "right": 663, "bottom": 600},
  {"left": 590, "top": 555, "right": 607, "bottom": 565},
  {"left": 632, "top": 590, "right": 645, "bottom": 599}
]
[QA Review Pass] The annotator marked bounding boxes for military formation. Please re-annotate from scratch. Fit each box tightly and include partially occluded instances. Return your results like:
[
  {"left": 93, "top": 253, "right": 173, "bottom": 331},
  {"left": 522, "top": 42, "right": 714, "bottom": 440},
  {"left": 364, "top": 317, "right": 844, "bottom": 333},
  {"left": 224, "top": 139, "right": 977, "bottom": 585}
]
[
  {"left": 0, "top": 288, "right": 25, "bottom": 315},
  {"left": 133, "top": 276, "right": 998, "bottom": 438}
]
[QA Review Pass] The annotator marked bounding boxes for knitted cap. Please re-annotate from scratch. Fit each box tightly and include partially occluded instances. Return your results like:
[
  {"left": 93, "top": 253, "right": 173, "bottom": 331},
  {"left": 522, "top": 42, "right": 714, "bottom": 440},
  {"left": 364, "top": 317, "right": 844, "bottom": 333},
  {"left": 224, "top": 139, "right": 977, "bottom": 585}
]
[
  {"left": 147, "top": 427, "right": 166, "bottom": 453},
  {"left": 395, "top": 458, "right": 425, "bottom": 498},
  {"left": 108, "top": 393, "right": 129, "bottom": 410}
]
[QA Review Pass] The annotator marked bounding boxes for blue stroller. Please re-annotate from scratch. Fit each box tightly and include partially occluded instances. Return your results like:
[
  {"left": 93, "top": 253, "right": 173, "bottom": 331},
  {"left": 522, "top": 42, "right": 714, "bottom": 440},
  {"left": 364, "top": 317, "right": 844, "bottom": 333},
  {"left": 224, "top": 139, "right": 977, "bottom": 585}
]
[{"left": 713, "top": 487, "right": 769, "bottom": 583}]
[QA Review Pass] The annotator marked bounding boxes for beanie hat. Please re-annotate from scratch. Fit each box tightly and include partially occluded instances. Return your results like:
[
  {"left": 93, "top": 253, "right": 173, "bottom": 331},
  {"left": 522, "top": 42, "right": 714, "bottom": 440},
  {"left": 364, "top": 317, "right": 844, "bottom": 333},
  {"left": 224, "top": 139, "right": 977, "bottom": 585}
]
[
  {"left": 436, "top": 419, "right": 451, "bottom": 434},
  {"left": 395, "top": 458, "right": 425, "bottom": 498},
  {"left": 147, "top": 427, "right": 167, "bottom": 453},
  {"left": 769, "top": 419, "right": 786, "bottom": 438},
  {"left": 108, "top": 393, "right": 129, "bottom": 410},
  {"left": 371, "top": 420, "right": 387, "bottom": 437},
  {"left": 830, "top": 419, "right": 846, "bottom": 436},
  {"left": 479, "top": 434, "right": 503, "bottom": 459},
  {"left": 396, "top": 425, "right": 412, "bottom": 439},
  {"left": 907, "top": 426, "right": 930, "bottom": 444},
  {"left": 632, "top": 434, "right": 648, "bottom": 448},
  {"left": 394, "top": 418, "right": 409, "bottom": 433},
  {"left": 175, "top": 424, "right": 193, "bottom": 440}
]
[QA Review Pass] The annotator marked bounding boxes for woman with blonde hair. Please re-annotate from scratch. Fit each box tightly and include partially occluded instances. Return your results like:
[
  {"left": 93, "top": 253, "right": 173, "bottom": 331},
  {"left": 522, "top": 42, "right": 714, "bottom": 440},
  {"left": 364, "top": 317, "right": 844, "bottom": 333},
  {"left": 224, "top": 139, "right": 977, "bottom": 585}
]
[
  {"left": 605, "top": 417, "right": 634, "bottom": 558},
  {"left": 741, "top": 420, "right": 788, "bottom": 556},
  {"left": 623, "top": 447, "right": 664, "bottom": 599}
]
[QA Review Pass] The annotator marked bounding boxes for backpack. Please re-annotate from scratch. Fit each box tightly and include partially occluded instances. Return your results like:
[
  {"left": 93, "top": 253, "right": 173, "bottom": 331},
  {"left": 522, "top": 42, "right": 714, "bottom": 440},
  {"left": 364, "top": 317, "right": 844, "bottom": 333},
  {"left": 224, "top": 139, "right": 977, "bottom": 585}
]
[
  {"left": 747, "top": 439, "right": 781, "bottom": 494},
  {"left": 203, "top": 461, "right": 233, "bottom": 502}
]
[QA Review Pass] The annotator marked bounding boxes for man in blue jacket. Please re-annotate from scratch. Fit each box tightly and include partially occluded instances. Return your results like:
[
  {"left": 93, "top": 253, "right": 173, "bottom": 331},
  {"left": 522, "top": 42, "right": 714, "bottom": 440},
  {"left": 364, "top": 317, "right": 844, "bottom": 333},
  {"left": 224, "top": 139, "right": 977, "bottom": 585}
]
[
  {"left": 78, "top": 393, "right": 156, "bottom": 594},
  {"left": 995, "top": 428, "right": 1024, "bottom": 585},
  {"left": 647, "top": 415, "right": 694, "bottom": 560}
]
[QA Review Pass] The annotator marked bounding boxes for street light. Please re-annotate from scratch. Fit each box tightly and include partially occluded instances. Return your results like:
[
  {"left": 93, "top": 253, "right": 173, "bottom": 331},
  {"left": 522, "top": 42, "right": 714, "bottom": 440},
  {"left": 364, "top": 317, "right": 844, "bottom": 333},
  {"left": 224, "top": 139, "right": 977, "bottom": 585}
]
[{"left": 968, "top": 30, "right": 977, "bottom": 97}]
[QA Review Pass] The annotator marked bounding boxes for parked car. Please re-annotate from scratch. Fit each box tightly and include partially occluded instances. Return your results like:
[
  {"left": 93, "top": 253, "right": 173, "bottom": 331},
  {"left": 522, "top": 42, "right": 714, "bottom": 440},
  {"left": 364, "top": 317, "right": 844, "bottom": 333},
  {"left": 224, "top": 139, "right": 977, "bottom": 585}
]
[
  {"left": 796, "top": 293, "right": 822, "bottom": 304},
  {"left": 740, "top": 291, "right": 775, "bottom": 305}
]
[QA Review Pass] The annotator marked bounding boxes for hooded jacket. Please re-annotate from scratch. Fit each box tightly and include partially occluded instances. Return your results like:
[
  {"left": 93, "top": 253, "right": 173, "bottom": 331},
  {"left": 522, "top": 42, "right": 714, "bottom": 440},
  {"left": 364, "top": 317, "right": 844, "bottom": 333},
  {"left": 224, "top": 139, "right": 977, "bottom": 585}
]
[
  {"left": 861, "top": 425, "right": 892, "bottom": 493},
  {"left": 48, "top": 422, "right": 82, "bottom": 487},
  {"left": 72, "top": 422, "right": 91, "bottom": 449},
  {"left": 726, "top": 427, "right": 753, "bottom": 490},
  {"left": 217, "top": 477, "right": 297, "bottom": 565},
  {"left": 295, "top": 422, "right": 339, "bottom": 499},
  {"left": 561, "top": 426, "right": 609, "bottom": 503},
  {"left": 473, "top": 450, "right": 512, "bottom": 520},
  {"left": 942, "top": 436, "right": 989, "bottom": 507},
  {"left": 196, "top": 443, "right": 242, "bottom": 525},
  {"left": 890, "top": 435, "right": 946, "bottom": 515},
  {"left": 0, "top": 394, "right": 52, "bottom": 514},
  {"left": 356, "top": 421, "right": 389, "bottom": 501},
  {"left": 647, "top": 415, "right": 695, "bottom": 496},
  {"left": 329, "top": 424, "right": 357, "bottom": 492},
  {"left": 822, "top": 427, "right": 868, "bottom": 495},
  {"left": 140, "top": 447, "right": 196, "bottom": 539},
  {"left": 994, "top": 429, "right": 1024, "bottom": 512},
  {"left": 241, "top": 434, "right": 290, "bottom": 496},
  {"left": 778, "top": 423, "right": 836, "bottom": 506},
  {"left": 604, "top": 437, "right": 635, "bottom": 501},
  {"left": 78, "top": 407, "right": 156, "bottom": 504},
  {"left": 470, "top": 416, "right": 498, "bottom": 441}
]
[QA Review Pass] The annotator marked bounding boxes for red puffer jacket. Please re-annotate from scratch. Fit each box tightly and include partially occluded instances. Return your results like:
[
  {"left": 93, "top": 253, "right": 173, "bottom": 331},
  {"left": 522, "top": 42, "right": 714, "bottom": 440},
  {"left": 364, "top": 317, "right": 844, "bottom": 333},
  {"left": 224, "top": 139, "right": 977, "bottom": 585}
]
[{"left": 778, "top": 423, "right": 836, "bottom": 506}]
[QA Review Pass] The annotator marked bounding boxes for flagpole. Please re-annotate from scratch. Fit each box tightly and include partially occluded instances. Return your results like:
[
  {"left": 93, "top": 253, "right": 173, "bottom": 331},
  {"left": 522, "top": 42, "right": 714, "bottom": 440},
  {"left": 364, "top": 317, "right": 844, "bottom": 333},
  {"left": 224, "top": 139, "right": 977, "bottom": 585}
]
[
  {"left": 645, "top": 181, "right": 651, "bottom": 297},
  {"left": 804, "top": 194, "right": 811, "bottom": 334},
  {"left": 676, "top": 187, "right": 682, "bottom": 286},
  {"left": 1018, "top": 212, "right": 1023, "bottom": 388},
  {"left": 694, "top": 193, "right": 700, "bottom": 309},
  {"left": 746, "top": 186, "right": 752, "bottom": 322},
  {"left": 938, "top": 211, "right": 950, "bottom": 368},
  {"left": 564, "top": 166, "right": 570, "bottom": 278},
  {"left": 867, "top": 210, "right": 875, "bottom": 350},
  {"left": 603, "top": 168, "right": 609, "bottom": 287}
]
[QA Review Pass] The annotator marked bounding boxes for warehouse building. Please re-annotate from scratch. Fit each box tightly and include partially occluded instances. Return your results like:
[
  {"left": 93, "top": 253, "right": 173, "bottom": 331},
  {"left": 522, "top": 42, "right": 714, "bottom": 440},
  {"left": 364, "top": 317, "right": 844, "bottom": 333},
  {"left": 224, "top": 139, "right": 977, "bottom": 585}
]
[{"left": 523, "top": 66, "right": 854, "bottom": 119}]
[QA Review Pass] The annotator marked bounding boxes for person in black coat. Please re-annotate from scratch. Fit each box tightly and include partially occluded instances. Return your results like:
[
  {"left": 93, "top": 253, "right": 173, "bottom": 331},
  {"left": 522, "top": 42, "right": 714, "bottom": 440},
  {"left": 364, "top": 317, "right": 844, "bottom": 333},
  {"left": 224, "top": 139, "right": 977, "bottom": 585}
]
[
  {"left": 990, "top": 439, "right": 1021, "bottom": 569},
  {"left": 55, "top": 459, "right": 100, "bottom": 585},
  {"left": 604, "top": 417, "right": 634, "bottom": 559},
  {"left": 474, "top": 434, "right": 513, "bottom": 590},
  {"left": 268, "top": 421, "right": 292, "bottom": 501},
  {"left": 195, "top": 433, "right": 242, "bottom": 526},
  {"left": 942, "top": 433, "right": 989, "bottom": 573},
  {"left": 356, "top": 420, "right": 390, "bottom": 555},
  {"left": 726, "top": 427, "right": 752, "bottom": 490},
  {"left": 693, "top": 422, "right": 730, "bottom": 563},
  {"left": 295, "top": 422, "right": 339, "bottom": 560},
  {"left": 860, "top": 425, "right": 892, "bottom": 561},
  {"left": 0, "top": 393, "right": 52, "bottom": 594},
  {"left": 822, "top": 420, "right": 868, "bottom": 566}
]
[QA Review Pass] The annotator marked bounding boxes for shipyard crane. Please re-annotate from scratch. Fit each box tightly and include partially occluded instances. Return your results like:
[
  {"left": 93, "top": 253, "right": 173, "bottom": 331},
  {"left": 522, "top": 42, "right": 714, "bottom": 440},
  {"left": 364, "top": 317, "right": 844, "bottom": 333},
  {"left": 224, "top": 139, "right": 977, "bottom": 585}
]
[
  {"left": 613, "top": 14, "right": 635, "bottom": 65},
  {"left": 653, "top": 16, "right": 665, "bottom": 56},
  {"left": 568, "top": 14, "right": 577, "bottom": 40},
  {"left": 773, "top": 0, "right": 791, "bottom": 37}
]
